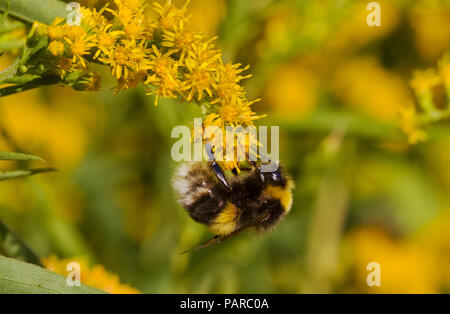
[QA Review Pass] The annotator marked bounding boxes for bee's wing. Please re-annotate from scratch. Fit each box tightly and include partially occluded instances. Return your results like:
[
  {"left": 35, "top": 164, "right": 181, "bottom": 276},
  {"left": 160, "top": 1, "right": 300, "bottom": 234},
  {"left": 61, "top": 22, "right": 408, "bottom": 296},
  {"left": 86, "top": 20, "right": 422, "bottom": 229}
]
[{"left": 180, "top": 209, "right": 270, "bottom": 254}]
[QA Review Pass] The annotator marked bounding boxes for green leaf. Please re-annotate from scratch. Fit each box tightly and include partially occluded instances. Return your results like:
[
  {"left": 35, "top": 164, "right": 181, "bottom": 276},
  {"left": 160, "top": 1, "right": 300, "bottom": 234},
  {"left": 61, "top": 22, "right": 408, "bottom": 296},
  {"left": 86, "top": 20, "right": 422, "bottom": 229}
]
[
  {"left": 0, "top": 255, "right": 106, "bottom": 294},
  {"left": 0, "top": 0, "right": 67, "bottom": 25},
  {"left": 0, "top": 168, "right": 56, "bottom": 181},
  {"left": 0, "top": 220, "right": 41, "bottom": 266},
  {"left": 0, "top": 151, "right": 44, "bottom": 162}
]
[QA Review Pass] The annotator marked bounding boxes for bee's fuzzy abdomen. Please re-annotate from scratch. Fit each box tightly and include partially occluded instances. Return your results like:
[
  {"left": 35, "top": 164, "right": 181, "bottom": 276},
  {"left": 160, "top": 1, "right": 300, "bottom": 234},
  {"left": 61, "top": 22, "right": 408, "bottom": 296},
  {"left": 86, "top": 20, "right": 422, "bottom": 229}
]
[{"left": 173, "top": 162, "right": 228, "bottom": 225}]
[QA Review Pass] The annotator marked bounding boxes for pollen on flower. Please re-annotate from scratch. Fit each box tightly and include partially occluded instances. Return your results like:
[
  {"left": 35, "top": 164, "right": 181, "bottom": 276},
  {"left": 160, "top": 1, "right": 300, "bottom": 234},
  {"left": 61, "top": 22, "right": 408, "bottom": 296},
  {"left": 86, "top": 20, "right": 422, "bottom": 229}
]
[
  {"left": 94, "top": 25, "right": 123, "bottom": 59},
  {"left": 39, "top": 0, "right": 266, "bottom": 169},
  {"left": 213, "top": 63, "right": 251, "bottom": 104},
  {"left": 153, "top": 0, "right": 191, "bottom": 30},
  {"left": 47, "top": 25, "right": 64, "bottom": 40},
  {"left": 48, "top": 40, "right": 65, "bottom": 56}
]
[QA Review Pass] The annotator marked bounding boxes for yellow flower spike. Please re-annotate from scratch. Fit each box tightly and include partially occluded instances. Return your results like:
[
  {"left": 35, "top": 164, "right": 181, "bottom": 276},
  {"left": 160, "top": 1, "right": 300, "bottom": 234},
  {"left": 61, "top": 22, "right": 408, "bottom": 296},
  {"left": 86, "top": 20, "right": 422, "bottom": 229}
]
[
  {"left": 220, "top": 98, "right": 263, "bottom": 126},
  {"left": 64, "top": 25, "right": 89, "bottom": 41},
  {"left": 154, "top": 0, "right": 191, "bottom": 31},
  {"left": 42, "top": 255, "right": 141, "bottom": 294},
  {"left": 48, "top": 40, "right": 65, "bottom": 57},
  {"left": 47, "top": 25, "right": 65, "bottom": 40},
  {"left": 410, "top": 68, "right": 442, "bottom": 95},
  {"left": 183, "top": 65, "right": 216, "bottom": 102},
  {"left": 410, "top": 69, "right": 442, "bottom": 115},
  {"left": 399, "top": 105, "right": 427, "bottom": 145},
  {"left": 162, "top": 20, "right": 202, "bottom": 62},
  {"left": 93, "top": 24, "right": 124, "bottom": 59},
  {"left": 212, "top": 63, "right": 251, "bottom": 105},
  {"left": 99, "top": 40, "right": 137, "bottom": 80},
  {"left": 439, "top": 53, "right": 450, "bottom": 89},
  {"left": 66, "top": 36, "right": 96, "bottom": 68},
  {"left": 408, "top": 129, "right": 428, "bottom": 145},
  {"left": 38, "top": 0, "right": 267, "bottom": 168},
  {"left": 81, "top": 6, "right": 109, "bottom": 31}
]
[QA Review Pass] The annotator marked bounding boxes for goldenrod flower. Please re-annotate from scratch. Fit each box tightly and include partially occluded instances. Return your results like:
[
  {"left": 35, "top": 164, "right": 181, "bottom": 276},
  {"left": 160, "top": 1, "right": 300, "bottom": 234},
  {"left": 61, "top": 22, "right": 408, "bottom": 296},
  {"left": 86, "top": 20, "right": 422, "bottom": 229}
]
[
  {"left": 212, "top": 63, "right": 251, "bottom": 105},
  {"left": 93, "top": 24, "right": 124, "bottom": 59},
  {"left": 65, "top": 29, "right": 97, "bottom": 68},
  {"left": 99, "top": 40, "right": 135, "bottom": 79},
  {"left": 183, "top": 40, "right": 221, "bottom": 101},
  {"left": 399, "top": 105, "right": 427, "bottom": 145},
  {"left": 33, "top": 0, "right": 266, "bottom": 170},
  {"left": 80, "top": 6, "right": 108, "bottom": 31},
  {"left": 48, "top": 26, "right": 64, "bottom": 40},
  {"left": 439, "top": 53, "right": 450, "bottom": 88},
  {"left": 64, "top": 25, "right": 89, "bottom": 42},
  {"left": 43, "top": 255, "right": 141, "bottom": 294},
  {"left": 410, "top": 69, "right": 441, "bottom": 95},
  {"left": 47, "top": 18, "right": 66, "bottom": 40},
  {"left": 220, "top": 98, "right": 263, "bottom": 126},
  {"left": 144, "top": 45, "right": 182, "bottom": 105},
  {"left": 162, "top": 20, "right": 201, "bottom": 62},
  {"left": 48, "top": 40, "right": 65, "bottom": 57},
  {"left": 183, "top": 65, "right": 215, "bottom": 102},
  {"left": 153, "top": 0, "right": 191, "bottom": 31},
  {"left": 345, "top": 227, "right": 439, "bottom": 293}
]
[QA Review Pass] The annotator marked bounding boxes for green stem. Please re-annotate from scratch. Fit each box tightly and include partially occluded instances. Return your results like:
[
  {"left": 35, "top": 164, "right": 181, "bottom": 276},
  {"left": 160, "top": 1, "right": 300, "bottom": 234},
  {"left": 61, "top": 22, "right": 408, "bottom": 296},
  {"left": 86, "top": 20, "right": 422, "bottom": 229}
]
[{"left": 0, "top": 75, "right": 60, "bottom": 97}]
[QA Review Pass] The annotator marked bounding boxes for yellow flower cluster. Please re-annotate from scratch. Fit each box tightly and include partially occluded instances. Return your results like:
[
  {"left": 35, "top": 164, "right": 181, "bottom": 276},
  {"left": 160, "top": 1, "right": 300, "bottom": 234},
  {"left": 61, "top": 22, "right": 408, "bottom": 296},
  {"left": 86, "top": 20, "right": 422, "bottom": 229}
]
[
  {"left": 400, "top": 53, "right": 450, "bottom": 144},
  {"left": 32, "top": 0, "right": 264, "bottom": 169},
  {"left": 42, "top": 255, "right": 141, "bottom": 294},
  {"left": 345, "top": 227, "right": 439, "bottom": 293}
]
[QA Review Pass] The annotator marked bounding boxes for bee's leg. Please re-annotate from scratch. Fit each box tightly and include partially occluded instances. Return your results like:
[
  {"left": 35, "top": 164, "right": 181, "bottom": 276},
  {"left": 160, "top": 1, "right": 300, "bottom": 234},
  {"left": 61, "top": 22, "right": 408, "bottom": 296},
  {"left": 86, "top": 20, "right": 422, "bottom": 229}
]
[
  {"left": 205, "top": 143, "right": 231, "bottom": 192},
  {"left": 246, "top": 153, "right": 265, "bottom": 184}
]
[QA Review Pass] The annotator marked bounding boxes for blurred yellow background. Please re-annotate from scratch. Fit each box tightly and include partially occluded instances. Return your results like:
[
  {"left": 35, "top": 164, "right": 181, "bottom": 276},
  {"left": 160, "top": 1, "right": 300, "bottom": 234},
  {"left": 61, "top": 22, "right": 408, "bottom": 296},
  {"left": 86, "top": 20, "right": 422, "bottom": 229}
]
[{"left": 1, "top": 0, "right": 450, "bottom": 293}]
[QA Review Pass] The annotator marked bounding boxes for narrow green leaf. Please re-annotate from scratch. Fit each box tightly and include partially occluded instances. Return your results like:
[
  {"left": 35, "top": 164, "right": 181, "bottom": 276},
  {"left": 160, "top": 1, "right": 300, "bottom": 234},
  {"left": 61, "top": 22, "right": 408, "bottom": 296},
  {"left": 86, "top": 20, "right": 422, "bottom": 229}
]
[
  {"left": 0, "top": 151, "right": 44, "bottom": 162},
  {"left": 0, "top": 220, "right": 41, "bottom": 266},
  {"left": 0, "top": 168, "right": 56, "bottom": 181},
  {"left": 0, "top": 255, "right": 106, "bottom": 294},
  {"left": 0, "top": 0, "right": 68, "bottom": 25}
]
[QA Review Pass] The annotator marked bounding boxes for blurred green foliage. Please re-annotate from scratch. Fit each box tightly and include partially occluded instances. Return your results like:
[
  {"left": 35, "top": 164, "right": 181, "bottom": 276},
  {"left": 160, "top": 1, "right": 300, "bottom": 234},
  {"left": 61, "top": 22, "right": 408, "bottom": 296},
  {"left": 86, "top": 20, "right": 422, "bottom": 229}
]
[{"left": 1, "top": 0, "right": 450, "bottom": 293}]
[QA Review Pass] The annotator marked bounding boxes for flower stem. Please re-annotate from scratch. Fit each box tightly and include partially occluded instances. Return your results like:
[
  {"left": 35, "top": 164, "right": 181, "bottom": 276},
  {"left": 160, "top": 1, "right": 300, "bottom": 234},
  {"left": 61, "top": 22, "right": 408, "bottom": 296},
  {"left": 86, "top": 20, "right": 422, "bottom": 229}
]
[{"left": 0, "top": 75, "right": 60, "bottom": 97}]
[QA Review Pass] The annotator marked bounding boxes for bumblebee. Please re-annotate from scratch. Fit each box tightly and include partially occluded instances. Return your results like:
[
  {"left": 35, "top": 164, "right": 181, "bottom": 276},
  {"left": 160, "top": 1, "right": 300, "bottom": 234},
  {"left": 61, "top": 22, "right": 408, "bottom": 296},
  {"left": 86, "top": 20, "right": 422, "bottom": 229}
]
[{"left": 173, "top": 155, "right": 294, "bottom": 252}]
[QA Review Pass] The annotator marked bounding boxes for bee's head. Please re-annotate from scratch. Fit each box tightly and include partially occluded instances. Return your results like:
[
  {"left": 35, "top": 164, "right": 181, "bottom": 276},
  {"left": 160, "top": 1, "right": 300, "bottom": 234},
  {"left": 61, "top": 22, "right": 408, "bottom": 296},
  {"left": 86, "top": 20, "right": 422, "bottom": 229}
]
[{"left": 261, "top": 167, "right": 287, "bottom": 188}]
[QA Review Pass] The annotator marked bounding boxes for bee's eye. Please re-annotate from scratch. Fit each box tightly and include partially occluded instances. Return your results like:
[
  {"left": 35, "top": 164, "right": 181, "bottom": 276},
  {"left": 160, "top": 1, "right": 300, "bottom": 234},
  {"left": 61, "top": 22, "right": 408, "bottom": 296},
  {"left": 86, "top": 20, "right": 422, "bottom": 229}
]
[{"left": 271, "top": 171, "right": 282, "bottom": 183}]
